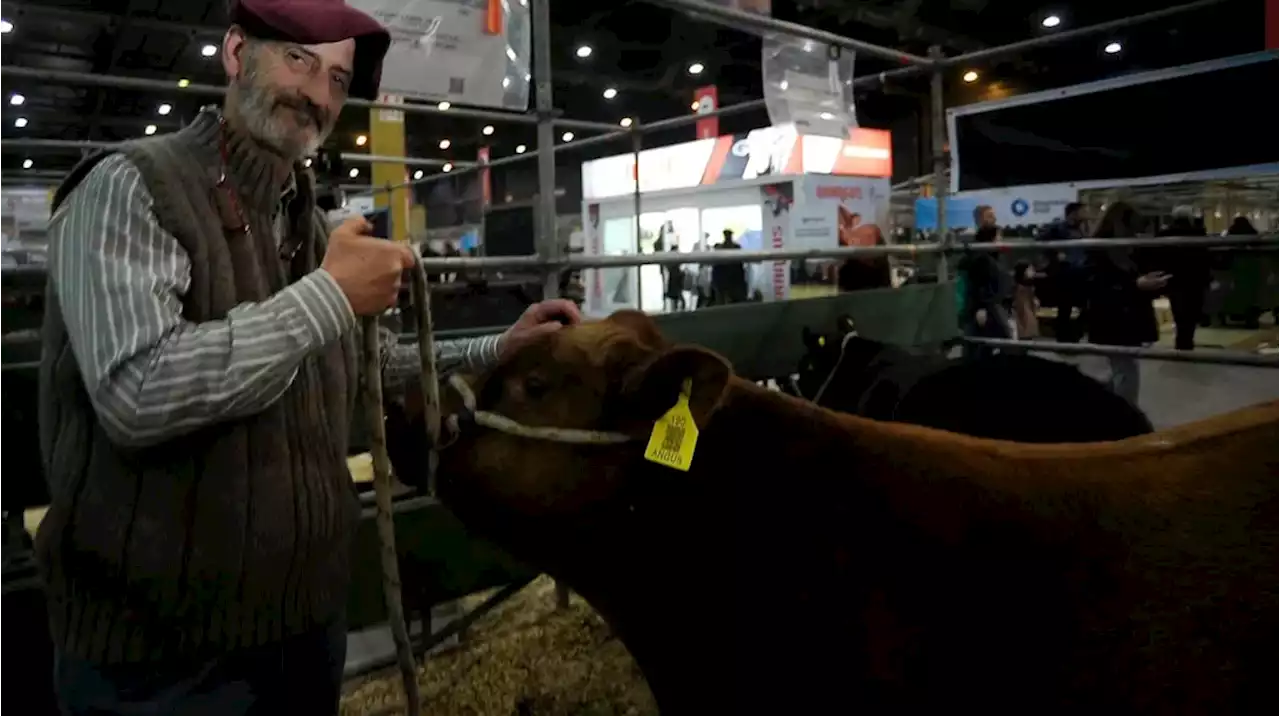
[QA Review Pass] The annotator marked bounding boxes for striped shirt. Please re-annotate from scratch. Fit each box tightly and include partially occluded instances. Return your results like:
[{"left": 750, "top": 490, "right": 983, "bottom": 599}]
[{"left": 48, "top": 153, "right": 501, "bottom": 448}]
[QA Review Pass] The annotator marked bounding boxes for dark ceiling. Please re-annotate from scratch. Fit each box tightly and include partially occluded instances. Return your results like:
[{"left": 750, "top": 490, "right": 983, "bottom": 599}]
[{"left": 0, "top": 0, "right": 1267, "bottom": 205}]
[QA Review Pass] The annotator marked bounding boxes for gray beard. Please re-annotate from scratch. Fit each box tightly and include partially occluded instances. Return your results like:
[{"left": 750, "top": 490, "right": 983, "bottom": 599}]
[{"left": 229, "top": 74, "right": 328, "bottom": 161}]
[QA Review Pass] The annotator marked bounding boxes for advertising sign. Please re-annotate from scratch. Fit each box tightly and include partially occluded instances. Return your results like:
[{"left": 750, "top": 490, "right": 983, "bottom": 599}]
[
  {"left": 953, "top": 183, "right": 1080, "bottom": 228},
  {"left": 348, "top": 0, "right": 531, "bottom": 110},
  {"left": 791, "top": 175, "right": 890, "bottom": 253},
  {"left": 760, "top": 182, "right": 795, "bottom": 302},
  {"left": 694, "top": 85, "right": 719, "bottom": 140}
]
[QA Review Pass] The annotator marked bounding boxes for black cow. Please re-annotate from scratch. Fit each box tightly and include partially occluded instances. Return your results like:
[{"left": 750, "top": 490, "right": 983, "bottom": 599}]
[{"left": 793, "top": 316, "right": 1153, "bottom": 443}]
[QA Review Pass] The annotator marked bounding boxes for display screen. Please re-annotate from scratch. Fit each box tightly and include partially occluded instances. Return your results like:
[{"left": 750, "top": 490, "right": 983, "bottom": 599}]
[{"left": 952, "top": 55, "right": 1278, "bottom": 191}]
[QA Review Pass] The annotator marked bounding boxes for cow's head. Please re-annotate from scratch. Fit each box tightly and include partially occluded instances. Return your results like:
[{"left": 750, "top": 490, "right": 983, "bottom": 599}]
[
  {"left": 435, "top": 310, "right": 734, "bottom": 548},
  {"left": 795, "top": 315, "right": 858, "bottom": 398}
]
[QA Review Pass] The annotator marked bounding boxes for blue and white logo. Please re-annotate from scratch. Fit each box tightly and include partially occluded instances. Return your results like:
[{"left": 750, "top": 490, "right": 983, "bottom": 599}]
[{"left": 1010, "top": 198, "right": 1030, "bottom": 217}]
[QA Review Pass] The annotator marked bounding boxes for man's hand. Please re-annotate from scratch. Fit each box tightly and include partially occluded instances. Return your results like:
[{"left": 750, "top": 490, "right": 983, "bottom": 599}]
[
  {"left": 321, "top": 217, "right": 416, "bottom": 316},
  {"left": 1136, "top": 272, "right": 1171, "bottom": 292},
  {"left": 975, "top": 308, "right": 988, "bottom": 327},
  {"left": 499, "top": 299, "right": 583, "bottom": 358}
]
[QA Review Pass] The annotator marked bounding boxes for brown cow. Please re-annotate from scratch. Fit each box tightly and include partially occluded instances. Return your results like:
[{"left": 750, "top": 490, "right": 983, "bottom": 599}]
[{"left": 430, "top": 310, "right": 1278, "bottom": 716}]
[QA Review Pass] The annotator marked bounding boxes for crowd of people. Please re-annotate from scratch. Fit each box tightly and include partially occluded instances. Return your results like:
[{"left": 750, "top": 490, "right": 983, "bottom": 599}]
[{"left": 957, "top": 201, "right": 1263, "bottom": 406}]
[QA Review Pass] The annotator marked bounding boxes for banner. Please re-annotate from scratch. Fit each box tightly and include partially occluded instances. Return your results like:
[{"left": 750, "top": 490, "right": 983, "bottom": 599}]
[
  {"left": 791, "top": 175, "right": 889, "bottom": 253},
  {"left": 760, "top": 182, "right": 794, "bottom": 302},
  {"left": 952, "top": 183, "right": 1080, "bottom": 228},
  {"left": 348, "top": 0, "right": 531, "bottom": 110},
  {"left": 693, "top": 86, "right": 719, "bottom": 140}
]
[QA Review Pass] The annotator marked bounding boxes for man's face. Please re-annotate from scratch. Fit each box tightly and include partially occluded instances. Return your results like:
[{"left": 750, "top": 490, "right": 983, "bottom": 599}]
[
  {"left": 980, "top": 207, "right": 997, "bottom": 228},
  {"left": 223, "top": 27, "right": 354, "bottom": 160}
]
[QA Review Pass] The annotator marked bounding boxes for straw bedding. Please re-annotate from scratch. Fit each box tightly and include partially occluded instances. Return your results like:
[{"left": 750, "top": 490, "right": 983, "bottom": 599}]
[{"left": 340, "top": 576, "right": 658, "bottom": 716}]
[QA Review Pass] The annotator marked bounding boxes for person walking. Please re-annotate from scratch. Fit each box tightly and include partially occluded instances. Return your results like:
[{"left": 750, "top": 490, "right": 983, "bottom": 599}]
[
  {"left": 37, "top": 2, "right": 577, "bottom": 713},
  {"left": 1036, "top": 202, "right": 1089, "bottom": 343},
  {"left": 958, "top": 225, "right": 1013, "bottom": 358},
  {"left": 1154, "top": 206, "right": 1209, "bottom": 350}
]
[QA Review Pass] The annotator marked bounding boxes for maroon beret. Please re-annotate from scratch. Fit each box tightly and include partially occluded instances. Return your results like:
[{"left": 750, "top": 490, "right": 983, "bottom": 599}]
[{"left": 229, "top": 0, "right": 391, "bottom": 100}]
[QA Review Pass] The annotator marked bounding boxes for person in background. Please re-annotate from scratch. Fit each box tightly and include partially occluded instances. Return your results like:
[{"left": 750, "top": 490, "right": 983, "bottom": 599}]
[
  {"left": 836, "top": 223, "right": 892, "bottom": 292},
  {"left": 36, "top": 2, "right": 578, "bottom": 713},
  {"left": 663, "top": 242, "right": 687, "bottom": 312},
  {"left": 974, "top": 204, "right": 997, "bottom": 231},
  {"left": 1154, "top": 206, "right": 1209, "bottom": 350},
  {"left": 712, "top": 229, "right": 748, "bottom": 305},
  {"left": 1011, "top": 259, "right": 1041, "bottom": 339},
  {"left": 958, "top": 225, "right": 1012, "bottom": 358},
  {"left": 1037, "top": 202, "right": 1089, "bottom": 343},
  {"left": 1085, "top": 201, "right": 1168, "bottom": 407}
]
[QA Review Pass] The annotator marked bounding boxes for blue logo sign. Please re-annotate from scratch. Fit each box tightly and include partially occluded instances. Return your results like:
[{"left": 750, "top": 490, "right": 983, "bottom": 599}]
[{"left": 1011, "top": 198, "right": 1030, "bottom": 217}]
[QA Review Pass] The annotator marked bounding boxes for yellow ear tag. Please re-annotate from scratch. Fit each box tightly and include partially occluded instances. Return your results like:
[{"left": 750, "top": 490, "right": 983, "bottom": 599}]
[
  {"left": 818, "top": 335, "right": 826, "bottom": 347},
  {"left": 644, "top": 378, "right": 699, "bottom": 472}
]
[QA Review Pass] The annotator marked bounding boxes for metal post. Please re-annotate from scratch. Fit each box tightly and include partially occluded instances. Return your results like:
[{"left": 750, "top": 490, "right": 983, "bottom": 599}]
[
  {"left": 632, "top": 130, "right": 644, "bottom": 314},
  {"left": 929, "top": 46, "right": 949, "bottom": 283},
  {"left": 531, "top": 0, "right": 571, "bottom": 612}
]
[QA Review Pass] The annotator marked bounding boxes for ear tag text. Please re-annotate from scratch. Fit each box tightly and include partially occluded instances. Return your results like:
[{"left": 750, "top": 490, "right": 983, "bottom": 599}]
[{"left": 644, "top": 378, "right": 699, "bottom": 472}]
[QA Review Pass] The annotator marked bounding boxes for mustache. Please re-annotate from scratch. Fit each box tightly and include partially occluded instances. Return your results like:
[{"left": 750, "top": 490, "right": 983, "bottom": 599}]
[{"left": 274, "top": 95, "right": 327, "bottom": 130}]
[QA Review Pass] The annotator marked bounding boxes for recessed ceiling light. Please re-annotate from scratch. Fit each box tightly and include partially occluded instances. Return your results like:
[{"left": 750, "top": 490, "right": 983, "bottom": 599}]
[
  {"left": 201, "top": 44, "right": 218, "bottom": 57},
  {"left": 690, "top": 101, "right": 700, "bottom": 111},
  {"left": 437, "top": 100, "right": 451, "bottom": 110},
  {"left": 482, "top": 125, "right": 495, "bottom": 136},
  {"left": 576, "top": 45, "right": 593, "bottom": 59},
  {"left": 439, "top": 139, "right": 451, "bottom": 149},
  {"left": 1104, "top": 41, "right": 1122, "bottom": 54},
  {"left": 962, "top": 70, "right": 979, "bottom": 83},
  {"left": 23, "top": 159, "right": 33, "bottom": 169},
  {"left": 158, "top": 103, "right": 172, "bottom": 115},
  {"left": 144, "top": 124, "right": 157, "bottom": 135},
  {"left": 177, "top": 78, "right": 190, "bottom": 88},
  {"left": 619, "top": 117, "right": 633, "bottom": 128},
  {"left": 14, "top": 117, "right": 27, "bottom": 128},
  {"left": 688, "top": 62, "right": 705, "bottom": 75},
  {"left": 561, "top": 131, "right": 574, "bottom": 142},
  {"left": 515, "top": 144, "right": 527, "bottom": 154},
  {"left": 304, "top": 158, "right": 312, "bottom": 167},
  {"left": 1041, "top": 15, "right": 1061, "bottom": 28},
  {"left": 1, "top": 19, "right": 13, "bottom": 34},
  {"left": 602, "top": 87, "right": 618, "bottom": 99},
  {"left": 413, "top": 169, "right": 424, "bottom": 180},
  {"left": 356, "top": 134, "right": 368, "bottom": 146},
  {"left": 442, "top": 163, "right": 453, "bottom": 172},
  {"left": 9, "top": 93, "right": 24, "bottom": 106},
  {"left": 349, "top": 167, "right": 360, "bottom": 178}
]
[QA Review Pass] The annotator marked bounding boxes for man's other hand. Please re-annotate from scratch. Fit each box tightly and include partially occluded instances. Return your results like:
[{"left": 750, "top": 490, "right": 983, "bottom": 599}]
[{"left": 498, "top": 299, "right": 583, "bottom": 358}]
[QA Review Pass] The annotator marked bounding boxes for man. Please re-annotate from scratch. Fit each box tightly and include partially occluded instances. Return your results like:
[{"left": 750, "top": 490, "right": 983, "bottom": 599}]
[
  {"left": 1154, "top": 206, "right": 1208, "bottom": 350},
  {"left": 711, "top": 228, "right": 748, "bottom": 305},
  {"left": 1037, "top": 202, "right": 1089, "bottom": 343},
  {"left": 37, "top": 1, "right": 577, "bottom": 713},
  {"left": 974, "top": 204, "right": 997, "bottom": 231}
]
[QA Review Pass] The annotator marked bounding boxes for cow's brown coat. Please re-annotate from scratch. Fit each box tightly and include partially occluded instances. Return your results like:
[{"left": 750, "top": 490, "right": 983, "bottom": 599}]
[{"left": 430, "top": 311, "right": 1278, "bottom": 715}]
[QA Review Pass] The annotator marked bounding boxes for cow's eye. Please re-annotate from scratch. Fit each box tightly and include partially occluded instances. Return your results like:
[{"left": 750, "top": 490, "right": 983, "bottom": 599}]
[{"left": 523, "top": 374, "right": 550, "bottom": 400}]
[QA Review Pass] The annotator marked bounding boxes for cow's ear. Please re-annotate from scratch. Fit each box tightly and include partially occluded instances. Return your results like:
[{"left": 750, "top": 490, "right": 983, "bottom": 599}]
[
  {"left": 620, "top": 345, "right": 732, "bottom": 429},
  {"left": 836, "top": 314, "right": 857, "bottom": 336}
]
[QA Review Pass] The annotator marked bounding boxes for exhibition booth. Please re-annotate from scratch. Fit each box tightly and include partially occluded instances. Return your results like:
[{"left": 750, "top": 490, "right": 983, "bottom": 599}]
[{"left": 580, "top": 123, "right": 894, "bottom": 316}]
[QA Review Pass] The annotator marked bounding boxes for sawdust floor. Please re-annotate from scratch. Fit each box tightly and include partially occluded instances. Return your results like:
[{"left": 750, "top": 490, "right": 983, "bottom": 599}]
[{"left": 340, "top": 576, "right": 657, "bottom": 716}]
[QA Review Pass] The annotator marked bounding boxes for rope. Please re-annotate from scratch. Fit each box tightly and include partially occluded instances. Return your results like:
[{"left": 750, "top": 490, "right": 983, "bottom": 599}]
[
  {"left": 810, "top": 330, "right": 860, "bottom": 405},
  {"left": 445, "top": 374, "right": 634, "bottom": 445}
]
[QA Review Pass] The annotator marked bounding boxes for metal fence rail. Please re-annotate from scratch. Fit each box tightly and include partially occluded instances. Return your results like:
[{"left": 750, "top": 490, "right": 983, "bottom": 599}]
[{"left": 963, "top": 337, "right": 1278, "bottom": 368}]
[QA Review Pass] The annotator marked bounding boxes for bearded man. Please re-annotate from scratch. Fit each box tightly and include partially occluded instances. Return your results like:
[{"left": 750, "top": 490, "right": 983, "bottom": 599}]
[{"left": 37, "top": 1, "right": 578, "bottom": 713}]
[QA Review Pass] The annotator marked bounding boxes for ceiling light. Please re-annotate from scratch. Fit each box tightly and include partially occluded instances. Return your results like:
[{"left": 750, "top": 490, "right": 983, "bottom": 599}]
[
  {"left": 304, "top": 158, "right": 312, "bottom": 167},
  {"left": 576, "top": 45, "right": 593, "bottom": 59},
  {"left": 505, "top": 46, "right": 518, "bottom": 62},
  {"left": 1, "top": 19, "right": 13, "bottom": 34},
  {"left": 413, "top": 169, "right": 424, "bottom": 180},
  {"left": 482, "top": 125, "right": 494, "bottom": 136},
  {"left": 819, "top": 111, "right": 835, "bottom": 120},
  {"left": 1041, "top": 15, "right": 1061, "bottom": 28},
  {"left": 9, "top": 93, "right": 24, "bottom": 106},
  {"left": 515, "top": 144, "right": 527, "bottom": 154},
  {"left": 437, "top": 100, "right": 451, "bottom": 110},
  {"left": 439, "top": 139, "right": 451, "bottom": 149},
  {"left": 144, "top": 124, "right": 157, "bottom": 135},
  {"left": 690, "top": 101, "right": 700, "bottom": 111},
  {"left": 158, "top": 103, "right": 172, "bottom": 115},
  {"left": 356, "top": 134, "right": 368, "bottom": 146},
  {"left": 23, "top": 159, "right": 33, "bottom": 169},
  {"left": 14, "top": 117, "right": 26, "bottom": 128},
  {"left": 619, "top": 117, "right": 633, "bottom": 128},
  {"left": 502, "top": 76, "right": 511, "bottom": 88},
  {"left": 1104, "top": 41, "right": 1122, "bottom": 54},
  {"left": 349, "top": 167, "right": 360, "bottom": 178},
  {"left": 602, "top": 87, "right": 618, "bottom": 99},
  {"left": 178, "top": 78, "right": 190, "bottom": 88},
  {"left": 561, "top": 131, "right": 574, "bottom": 142},
  {"left": 688, "top": 62, "right": 705, "bottom": 75},
  {"left": 962, "top": 70, "right": 979, "bottom": 83},
  {"left": 442, "top": 163, "right": 453, "bottom": 172},
  {"left": 779, "top": 80, "right": 789, "bottom": 91},
  {"left": 201, "top": 44, "right": 218, "bottom": 57}
]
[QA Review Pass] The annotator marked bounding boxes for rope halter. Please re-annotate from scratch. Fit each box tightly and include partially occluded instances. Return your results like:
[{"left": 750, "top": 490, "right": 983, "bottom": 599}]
[{"left": 443, "top": 373, "right": 635, "bottom": 446}]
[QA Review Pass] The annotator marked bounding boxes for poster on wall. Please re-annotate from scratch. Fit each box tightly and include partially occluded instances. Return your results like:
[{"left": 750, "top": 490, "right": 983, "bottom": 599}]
[
  {"left": 348, "top": 0, "right": 532, "bottom": 111},
  {"left": 792, "top": 175, "right": 889, "bottom": 252},
  {"left": 760, "top": 182, "right": 794, "bottom": 302}
]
